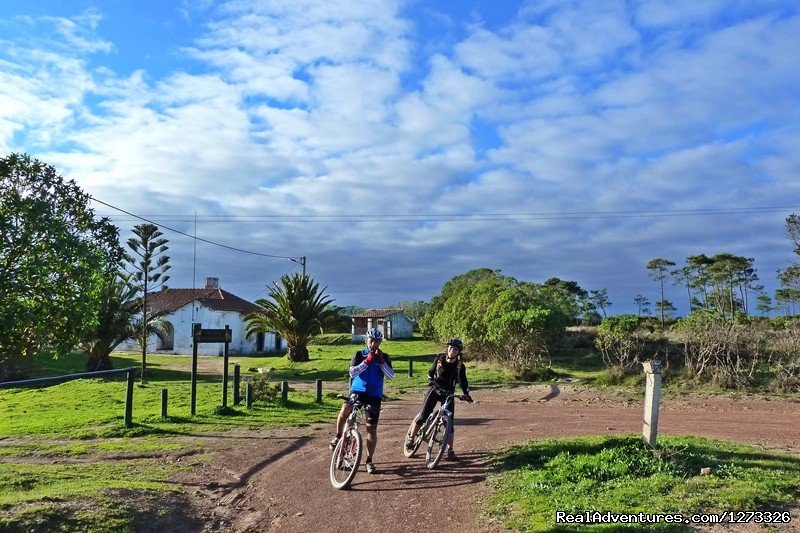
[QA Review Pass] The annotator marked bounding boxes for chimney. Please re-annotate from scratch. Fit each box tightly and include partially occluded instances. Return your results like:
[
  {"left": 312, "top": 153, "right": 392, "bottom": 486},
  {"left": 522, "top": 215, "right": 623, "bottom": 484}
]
[{"left": 205, "top": 277, "right": 220, "bottom": 289}]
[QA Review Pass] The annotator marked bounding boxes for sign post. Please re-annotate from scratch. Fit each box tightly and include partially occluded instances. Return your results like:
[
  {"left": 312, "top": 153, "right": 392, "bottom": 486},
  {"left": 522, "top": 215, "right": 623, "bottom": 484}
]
[
  {"left": 191, "top": 323, "right": 233, "bottom": 414},
  {"left": 191, "top": 323, "right": 200, "bottom": 416}
]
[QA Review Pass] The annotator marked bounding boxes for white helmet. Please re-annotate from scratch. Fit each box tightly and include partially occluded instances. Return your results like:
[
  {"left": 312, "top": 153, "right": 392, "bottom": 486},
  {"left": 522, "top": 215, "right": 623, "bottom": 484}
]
[{"left": 365, "top": 327, "right": 383, "bottom": 341}]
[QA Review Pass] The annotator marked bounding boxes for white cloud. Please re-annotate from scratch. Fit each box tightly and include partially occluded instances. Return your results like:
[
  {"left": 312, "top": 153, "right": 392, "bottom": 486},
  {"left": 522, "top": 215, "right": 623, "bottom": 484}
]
[{"left": 2, "top": 0, "right": 799, "bottom": 313}]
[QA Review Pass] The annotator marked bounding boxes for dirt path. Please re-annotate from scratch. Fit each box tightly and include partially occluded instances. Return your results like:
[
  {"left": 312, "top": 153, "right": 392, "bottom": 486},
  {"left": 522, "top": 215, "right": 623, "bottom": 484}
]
[{"left": 175, "top": 385, "right": 800, "bottom": 532}]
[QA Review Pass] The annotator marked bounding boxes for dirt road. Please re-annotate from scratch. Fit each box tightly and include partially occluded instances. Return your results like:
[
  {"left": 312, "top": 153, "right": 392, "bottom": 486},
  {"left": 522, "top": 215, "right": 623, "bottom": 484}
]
[{"left": 174, "top": 384, "right": 800, "bottom": 532}]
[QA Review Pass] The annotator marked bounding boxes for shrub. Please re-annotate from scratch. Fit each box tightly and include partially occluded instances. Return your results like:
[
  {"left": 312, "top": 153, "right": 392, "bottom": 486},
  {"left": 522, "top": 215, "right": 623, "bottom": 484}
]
[
  {"left": 595, "top": 314, "right": 649, "bottom": 370},
  {"left": 247, "top": 375, "right": 280, "bottom": 402}
]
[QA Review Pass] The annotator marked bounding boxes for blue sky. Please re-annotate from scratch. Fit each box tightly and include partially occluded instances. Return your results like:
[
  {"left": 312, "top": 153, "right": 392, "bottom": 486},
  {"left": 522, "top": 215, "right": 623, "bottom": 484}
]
[{"left": 2, "top": 0, "right": 799, "bottom": 316}]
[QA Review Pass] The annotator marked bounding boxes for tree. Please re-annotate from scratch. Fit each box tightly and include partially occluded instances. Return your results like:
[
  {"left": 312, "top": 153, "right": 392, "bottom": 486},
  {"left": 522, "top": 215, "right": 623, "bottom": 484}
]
[
  {"left": 421, "top": 269, "right": 571, "bottom": 373},
  {"left": 633, "top": 294, "right": 650, "bottom": 316},
  {"left": 126, "top": 223, "right": 170, "bottom": 383},
  {"left": 245, "top": 273, "right": 336, "bottom": 362},
  {"left": 1, "top": 153, "right": 122, "bottom": 379},
  {"left": 543, "top": 278, "right": 588, "bottom": 324},
  {"left": 647, "top": 258, "right": 675, "bottom": 328},
  {"left": 390, "top": 300, "right": 428, "bottom": 326},
  {"left": 787, "top": 214, "right": 800, "bottom": 256},
  {"left": 755, "top": 293, "right": 773, "bottom": 317},
  {"left": 655, "top": 299, "right": 677, "bottom": 322},
  {"left": 420, "top": 268, "right": 498, "bottom": 337},
  {"left": 685, "top": 254, "right": 713, "bottom": 310},
  {"left": 79, "top": 274, "right": 139, "bottom": 371},
  {"left": 588, "top": 289, "right": 612, "bottom": 318},
  {"left": 706, "top": 253, "right": 753, "bottom": 318}
]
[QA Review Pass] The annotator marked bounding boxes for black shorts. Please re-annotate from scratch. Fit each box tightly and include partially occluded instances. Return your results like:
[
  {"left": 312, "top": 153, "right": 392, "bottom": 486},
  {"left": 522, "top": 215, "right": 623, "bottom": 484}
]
[{"left": 349, "top": 393, "right": 382, "bottom": 424}]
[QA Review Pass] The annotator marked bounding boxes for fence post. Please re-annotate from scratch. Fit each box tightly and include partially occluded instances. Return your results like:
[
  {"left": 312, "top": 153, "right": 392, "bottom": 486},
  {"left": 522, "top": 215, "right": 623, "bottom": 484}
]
[
  {"left": 281, "top": 380, "right": 288, "bottom": 405},
  {"left": 161, "top": 388, "right": 168, "bottom": 419},
  {"left": 316, "top": 379, "right": 323, "bottom": 403},
  {"left": 233, "top": 364, "right": 241, "bottom": 406},
  {"left": 125, "top": 370, "right": 134, "bottom": 427},
  {"left": 246, "top": 383, "right": 253, "bottom": 409},
  {"left": 408, "top": 358, "right": 413, "bottom": 377},
  {"left": 642, "top": 360, "right": 663, "bottom": 448}
]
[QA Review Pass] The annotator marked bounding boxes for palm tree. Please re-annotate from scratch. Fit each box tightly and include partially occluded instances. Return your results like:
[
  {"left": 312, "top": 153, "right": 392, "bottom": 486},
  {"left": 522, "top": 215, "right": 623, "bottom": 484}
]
[
  {"left": 245, "top": 273, "right": 336, "bottom": 362},
  {"left": 80, "top": 274, "right": 166, "bottom": 372}
]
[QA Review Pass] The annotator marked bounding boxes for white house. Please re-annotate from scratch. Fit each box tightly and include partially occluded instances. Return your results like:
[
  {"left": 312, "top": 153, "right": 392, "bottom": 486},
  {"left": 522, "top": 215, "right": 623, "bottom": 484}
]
[
  {"left": 118, "top": 277, "right": 284, "bottom": 356},
  {"left": 350, "top": 309, "right": 414, "bottom": 341}
]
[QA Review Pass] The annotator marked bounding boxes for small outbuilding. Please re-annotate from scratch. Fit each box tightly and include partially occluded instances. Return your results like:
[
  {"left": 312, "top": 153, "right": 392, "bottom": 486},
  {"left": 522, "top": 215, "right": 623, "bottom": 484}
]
[{"left": 351, "top": 309, "right": 414, "bottom": 341}]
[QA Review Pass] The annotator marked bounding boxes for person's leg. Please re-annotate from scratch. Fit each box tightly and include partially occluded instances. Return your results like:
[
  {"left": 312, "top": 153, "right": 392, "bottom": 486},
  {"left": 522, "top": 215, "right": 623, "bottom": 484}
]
[
  {"left": 365, "top": 422, "right": 378, "bottom": 459},
  {"left": 409, "top": 387, "right": 438, "bottom": 439},
  {"left": 364, "top": 397, "right": 381, "bottom": 472},
  {"left": 330, "top": 402, "right": 352, "bottom": 449},
  {"left": 446, "top": 402, "right": 456, "bottom": 457}
]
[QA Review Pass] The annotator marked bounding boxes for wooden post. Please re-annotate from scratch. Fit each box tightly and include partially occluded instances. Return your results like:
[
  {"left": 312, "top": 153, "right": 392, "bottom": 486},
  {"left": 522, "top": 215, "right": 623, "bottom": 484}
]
[
  {"left": 124, "top": 370, "right": 134, "bottom": 427},
  {"left": 246, "top": 383, "right": 253, "bottom": 409},
  {"left": 221, "top": 325, "right": 230, "bottom": 408},
  {"left": 191, "top": 323, "right": 200, "bottom": 416},
  {"left": 408, "top": 359, "right": 413, "bottom": 377},
  {"left": 233, "top": 364, "right": 241, "bottom": 406},
  {"left": 161, "top": 388, "right": 168, "bottom": 419},
  {"left": 316, "top": 379, "right": 323, "bottom": 403},
  {"left": 281, "top": 380, "right": 288, "bottom": 405},
  {"left": 642, "top": 360, "right": 663, "bottom": 448}
]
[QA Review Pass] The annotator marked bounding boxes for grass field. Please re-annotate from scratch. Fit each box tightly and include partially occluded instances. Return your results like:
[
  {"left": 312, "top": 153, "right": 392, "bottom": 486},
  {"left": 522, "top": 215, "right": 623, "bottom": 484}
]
[{"left": 2, "top": 335, "right": 799, "bottom": 531}]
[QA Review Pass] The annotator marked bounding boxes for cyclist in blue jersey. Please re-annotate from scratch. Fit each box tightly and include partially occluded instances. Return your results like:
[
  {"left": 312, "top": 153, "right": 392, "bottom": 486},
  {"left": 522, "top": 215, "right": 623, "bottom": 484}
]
[
  {"left": 405, "top": 338, "right": 472, "bottom": 460},
  {"left": 329, "top": 327, "right": 394, "bottom": 474}
]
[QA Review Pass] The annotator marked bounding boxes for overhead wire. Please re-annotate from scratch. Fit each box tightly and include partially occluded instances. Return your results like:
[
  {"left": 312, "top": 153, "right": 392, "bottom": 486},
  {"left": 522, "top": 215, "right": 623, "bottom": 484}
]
[
  {"left": 90, "top": 196, "right": 303, "bottom": 260},
  {"left": 96, "top": 205, "right": 800, "bottom": 223}
]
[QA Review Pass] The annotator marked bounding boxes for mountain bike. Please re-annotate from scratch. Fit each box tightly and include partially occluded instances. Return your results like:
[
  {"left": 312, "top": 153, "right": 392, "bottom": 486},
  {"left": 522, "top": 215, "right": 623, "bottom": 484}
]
[
  {"left": 403, "top": 387, "right": 470, "bottom": 469},
  {"left": 329, "top": 394, "right": 365, "bottom": 489}
]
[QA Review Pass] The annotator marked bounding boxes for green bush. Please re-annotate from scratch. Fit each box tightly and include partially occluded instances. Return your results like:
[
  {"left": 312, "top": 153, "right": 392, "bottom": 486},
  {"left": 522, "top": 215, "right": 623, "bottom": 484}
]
[{"left": 247, "top": 374, "right": 281, "bottom": 402}]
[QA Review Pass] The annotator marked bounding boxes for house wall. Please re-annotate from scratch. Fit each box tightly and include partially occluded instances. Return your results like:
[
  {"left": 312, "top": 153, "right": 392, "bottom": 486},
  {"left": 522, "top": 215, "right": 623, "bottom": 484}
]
[
  {"left": 350, "top": 312, "right": 414, "bottom": 341},
  {"left": 117, "top": 303, "right": 285, "bottom": 355},
  {"left": 387, "top": 312, "right": 414, "bottom": 339}
]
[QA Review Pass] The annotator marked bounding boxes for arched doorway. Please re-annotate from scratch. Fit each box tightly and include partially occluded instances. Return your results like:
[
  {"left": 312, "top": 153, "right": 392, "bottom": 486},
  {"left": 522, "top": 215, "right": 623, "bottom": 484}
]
[{"left": 157, "top": 321, "right": 175, "bottom": 351}]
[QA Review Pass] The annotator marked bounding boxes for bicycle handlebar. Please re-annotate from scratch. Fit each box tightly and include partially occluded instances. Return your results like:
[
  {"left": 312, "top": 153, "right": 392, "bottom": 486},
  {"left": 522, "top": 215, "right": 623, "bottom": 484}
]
[{"left": 430, "top": 386, "right": 473, "bottom": 403}]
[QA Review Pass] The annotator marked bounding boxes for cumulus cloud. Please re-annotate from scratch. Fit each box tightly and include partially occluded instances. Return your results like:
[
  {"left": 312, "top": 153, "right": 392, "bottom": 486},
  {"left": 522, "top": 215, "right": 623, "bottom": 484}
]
[{"left": 2, "top": 0, "right": 799, "bottom": 313}]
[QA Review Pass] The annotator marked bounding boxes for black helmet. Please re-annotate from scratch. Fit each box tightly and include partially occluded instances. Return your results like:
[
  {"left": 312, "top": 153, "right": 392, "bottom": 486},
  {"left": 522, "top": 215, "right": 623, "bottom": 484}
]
[{"left": 446, "top": 338, "right": 463, "bottom": 351}]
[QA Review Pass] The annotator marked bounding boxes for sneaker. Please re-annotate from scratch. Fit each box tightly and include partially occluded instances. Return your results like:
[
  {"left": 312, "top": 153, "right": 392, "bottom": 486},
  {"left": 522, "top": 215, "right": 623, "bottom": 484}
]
[
  {"left": 328, "top": 436, "right": 340, "bottom": 451},
  {"left": 446, "top": 449, "right": 457, "bottom": 461},
  {"left": 365, "top": 460, "right": 376, "bottom": 474}
]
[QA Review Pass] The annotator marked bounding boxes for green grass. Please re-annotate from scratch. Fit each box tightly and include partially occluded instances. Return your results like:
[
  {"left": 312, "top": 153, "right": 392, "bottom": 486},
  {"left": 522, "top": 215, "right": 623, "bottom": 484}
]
[
  {"left": 484, "top": 435, "right": 800, "bottom": 532},
  {"left": 3, "top": 336, "right": 799, "bottom": 531},
  {"left": 0, "top": 335, "right": 513, "bottom": 530}
]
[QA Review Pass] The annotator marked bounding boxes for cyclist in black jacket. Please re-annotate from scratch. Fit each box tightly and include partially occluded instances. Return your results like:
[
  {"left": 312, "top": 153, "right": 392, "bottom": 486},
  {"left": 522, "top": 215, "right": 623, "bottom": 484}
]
[{"left": 405, "top": 338, "right": 472, "bottom": 460}]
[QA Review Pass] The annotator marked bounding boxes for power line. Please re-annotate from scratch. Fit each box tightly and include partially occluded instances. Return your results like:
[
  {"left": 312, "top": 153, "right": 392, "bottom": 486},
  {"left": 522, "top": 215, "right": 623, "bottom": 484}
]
[
  {"left": 90, "top": 196, "right": 303, "bottom": 260},
  {"left": 95, "top": 205, "right": 800, "bottom": 223}
]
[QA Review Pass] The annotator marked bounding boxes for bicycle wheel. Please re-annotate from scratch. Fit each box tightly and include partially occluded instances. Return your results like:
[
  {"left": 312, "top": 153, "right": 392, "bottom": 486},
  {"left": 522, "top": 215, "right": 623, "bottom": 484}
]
[
  {"left": 329, "top": 428, "right": 362, "bottom": 489},
  {"left": 425, "top": 416, "right": 450, "bottom": 469}
]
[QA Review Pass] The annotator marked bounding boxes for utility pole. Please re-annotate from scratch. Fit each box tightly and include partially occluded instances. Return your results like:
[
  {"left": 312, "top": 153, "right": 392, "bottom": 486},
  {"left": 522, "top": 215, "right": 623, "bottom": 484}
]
[{"left": 290, "top": 256, "right": 307, "bottom": 276}]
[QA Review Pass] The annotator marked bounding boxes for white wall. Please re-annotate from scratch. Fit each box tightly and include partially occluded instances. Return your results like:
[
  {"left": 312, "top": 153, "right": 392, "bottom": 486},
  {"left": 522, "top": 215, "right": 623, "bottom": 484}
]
[
  {"left": 116, "top": 302, "right": 285, "bottom": 355},
  {"left": 387, "top": 313, "right": 414, "bottom": 339}
]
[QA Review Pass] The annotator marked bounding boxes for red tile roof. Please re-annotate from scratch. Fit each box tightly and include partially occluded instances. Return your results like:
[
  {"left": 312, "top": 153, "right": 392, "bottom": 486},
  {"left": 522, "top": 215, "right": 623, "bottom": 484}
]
[
  {"left": 351, "top": 308, "right": 404, "bottom": 318},
  {"left": 146, "top": 288, "right": 262, "bottom": 315}
]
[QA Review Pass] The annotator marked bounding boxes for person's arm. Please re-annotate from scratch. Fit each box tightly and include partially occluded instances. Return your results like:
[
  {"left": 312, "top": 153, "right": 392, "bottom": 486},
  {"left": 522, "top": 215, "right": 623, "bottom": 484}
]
[
  {"left": 427, "top": 356, "right": 439, "bottom": 383},
  {"left": 349, "top": 350, "right": 367, "bottom": 378},
  {"left": 380, "top": 352, "right": 395, "bottom": 380},
  {"left": 459, "top": 362, "right": 471, "bottom": 398}
]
